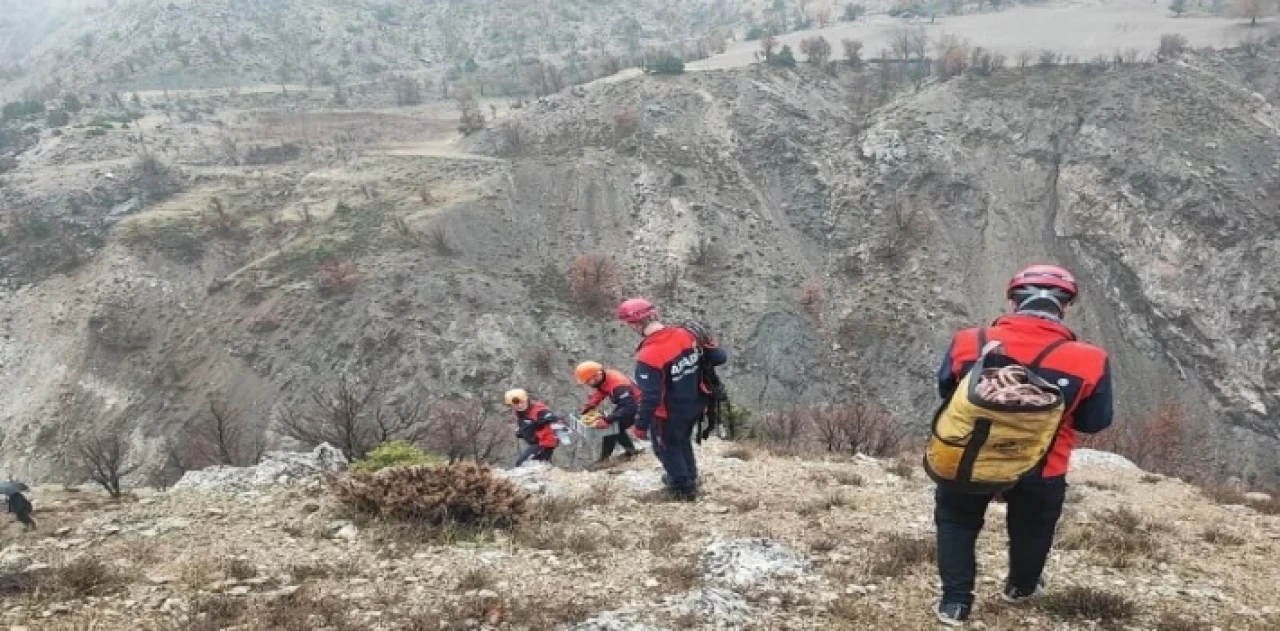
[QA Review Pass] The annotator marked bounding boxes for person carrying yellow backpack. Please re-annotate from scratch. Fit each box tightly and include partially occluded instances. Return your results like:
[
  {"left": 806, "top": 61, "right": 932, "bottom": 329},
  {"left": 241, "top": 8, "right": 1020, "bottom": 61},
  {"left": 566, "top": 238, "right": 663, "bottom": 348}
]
[{"left": 929, "top": 264, "right": 1114, "bottom": 626}]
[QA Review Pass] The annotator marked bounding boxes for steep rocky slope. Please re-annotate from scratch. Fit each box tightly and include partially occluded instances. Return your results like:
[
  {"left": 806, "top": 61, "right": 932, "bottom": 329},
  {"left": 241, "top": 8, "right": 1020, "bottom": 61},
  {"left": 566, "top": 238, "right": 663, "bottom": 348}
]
[
  {"left": 0, "top": 446, "right": 1277, "bottom": 630},
  {"left": 2, "top": 45, "right": 1280, "bottom": 483}
]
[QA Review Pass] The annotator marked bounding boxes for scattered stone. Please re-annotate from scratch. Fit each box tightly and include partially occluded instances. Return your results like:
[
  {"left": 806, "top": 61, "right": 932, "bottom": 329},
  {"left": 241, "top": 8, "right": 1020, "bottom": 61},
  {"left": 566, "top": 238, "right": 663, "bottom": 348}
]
[
  {"left": 227, "top": 586, "right": 252, "bottom": 596},
  {"left": 1069, "top": 449, "right": 1139, "bottom": 471},
  {"left": 335, "top": 523, "right": 359, "bottom": 541},
  {"left": 173, "top": 443, "right": 347, "bottom": 493},
  {"left": 54, "top": 527, "right": 72, "bottom": 537},
  {"left": 1243, "top": 492, "right": 1272, "bottom": 504},
  {"left": 701, "top": 539, "right": 811, "bottom": 589}
]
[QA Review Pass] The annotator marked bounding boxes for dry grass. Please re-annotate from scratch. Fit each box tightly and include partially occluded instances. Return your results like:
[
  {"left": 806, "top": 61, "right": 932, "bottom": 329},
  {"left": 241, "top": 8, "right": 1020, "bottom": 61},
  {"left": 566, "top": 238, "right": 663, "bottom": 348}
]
[
  {"left": 801, "top": 489, "right": 853, "bottom": 516},
  {"left": 729, "top": 496, "right": 761, "bottom": 513},
  {"left": 1038, "top": 586, "right": 1137, "bottom": 624},
  {"left": 527, "top": 495, "right": 587, "bottom": 523},
  {"left": 1201, "top": 484, "right": 1247, "bottom": 505},
  {"left": 252, "top": 587, "right": 354, "bottom": 631},
  {"left": 1154, "top": 611, "right": 1207, "bottom": 631},
  {"left": 53, "top": 556, "right": 122, "bottom": 598},
  {"left": 833, "top": 470, "right": 865, "bottom": 487},
  {"left": 648, "top": 524, "right": 685, "bottom": 556},
  {"left": 585, "top": 480, "right": 616, "bottom": 506},
  {"left": 887, "top": 458, "right": 915, "bottom": 479},
  {"left": 651, "top": 558, "right": 700, "bottom": 591},
  {"left": 289, "top": 562, "right": 336, "bottom": 582},
  {"left": 226, "top": 557, "right": 258, "bottom": 581},
  {"left": 869, "top": 534, "right": 936, "bottom": 577},
  {"left": 809, "top": 538, "right": 840, "bottom": 554},
  {"left": 1080, "top": 480, "right": 1120, "bottom": 492},
  {"left": 1140, "top": 474, "right": 1163, "bottom": 484},
  {"left": 1058, "top": 507, "right": 1165, "bottom": 568},
  {"left": 722, "top": 444, "right": 756, "bottom": 461},
  {"left": 457, "top": 567, "right": 495, "bottom": 591},
  {"left": 1247, "top": 493, "right": 1280, "bottom": 515},
  {"left": 1200, "top": 527, "right": 1245, "bottom": 546},
  {"left": 0, "top": 569, "right": 47, "bottom": 599}
]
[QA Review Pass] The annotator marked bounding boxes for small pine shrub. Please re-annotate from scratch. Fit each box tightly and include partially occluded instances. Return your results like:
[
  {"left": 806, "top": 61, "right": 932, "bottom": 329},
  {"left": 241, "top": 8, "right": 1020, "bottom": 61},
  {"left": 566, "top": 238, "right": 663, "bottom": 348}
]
[
  {"left": 332, "top": 462, "right": 528, "bottom": 529},
  {"left": 350, "top": 441, "right": 442, "bottom": 474}
]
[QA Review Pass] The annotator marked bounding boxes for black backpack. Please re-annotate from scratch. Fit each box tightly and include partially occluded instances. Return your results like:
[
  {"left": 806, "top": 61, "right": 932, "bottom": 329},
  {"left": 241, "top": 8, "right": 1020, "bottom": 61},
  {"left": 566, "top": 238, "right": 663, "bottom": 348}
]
[{"left": 681, "top": 321, "right": 732, "bottom": 443}]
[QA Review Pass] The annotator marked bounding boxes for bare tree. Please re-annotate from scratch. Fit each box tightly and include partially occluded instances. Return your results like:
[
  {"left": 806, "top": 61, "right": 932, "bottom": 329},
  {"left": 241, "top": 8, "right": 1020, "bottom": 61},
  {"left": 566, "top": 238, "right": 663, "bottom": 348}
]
[
  {"left": 78, "top": 429, "right": 140, "bottom": 498},
  {"left": 890, "top": 27, "right": 929, "bottom": 61},
  {"left": 276, "top": 374, "right": 432, "bottom": 461},
  {"left": 800, "top": 36, "right": 833, "bottom": 65},
  {"left": 174, "top": 398, "right": 265, "bottom": 469},
  {"left": 432, "top": 400, "right": 504, "bottom": 464},
  {"left": 842, "top": 39, "right": 865, "bottom": 67},
  {"left": 1231, "top": 0, "right": 1274, "bottom": 25}
]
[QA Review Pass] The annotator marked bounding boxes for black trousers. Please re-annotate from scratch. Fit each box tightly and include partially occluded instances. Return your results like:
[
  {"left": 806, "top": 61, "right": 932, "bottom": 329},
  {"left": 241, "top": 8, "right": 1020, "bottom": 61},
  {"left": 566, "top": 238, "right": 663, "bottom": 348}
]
[
  {"left": 600, "top": 418, "right": 638, "bottom": 460},
  {"left": 935, "top": 475, "right": 1067, "bottom": 606}
]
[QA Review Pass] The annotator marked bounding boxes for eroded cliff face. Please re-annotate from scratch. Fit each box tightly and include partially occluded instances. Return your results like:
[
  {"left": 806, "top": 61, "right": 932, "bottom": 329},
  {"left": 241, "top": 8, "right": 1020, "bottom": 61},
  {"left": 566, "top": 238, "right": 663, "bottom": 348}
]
[{"left": 3, "top": 50, "right": 1279, "bottom": 482}]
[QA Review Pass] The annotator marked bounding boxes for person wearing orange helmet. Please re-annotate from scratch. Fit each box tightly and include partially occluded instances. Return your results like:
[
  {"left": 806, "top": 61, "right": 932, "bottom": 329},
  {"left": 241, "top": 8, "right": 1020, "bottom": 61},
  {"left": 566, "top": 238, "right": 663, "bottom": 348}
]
[
  {"left": 574, "top": 361, "right": 641, "bottom": 468},
  {"left": 504, "top": 388, "right": 561, "bottom": 467},
  {"left": 616, "top": 297, "right": 728, "bottom": 501},
  {"left": 931, "top": 264, "right": 1114, "bottom": 626}
]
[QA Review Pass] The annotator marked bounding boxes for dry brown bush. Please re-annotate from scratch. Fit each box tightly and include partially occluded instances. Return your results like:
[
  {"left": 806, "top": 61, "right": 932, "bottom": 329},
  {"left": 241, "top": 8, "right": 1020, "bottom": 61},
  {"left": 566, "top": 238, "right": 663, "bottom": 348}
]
[
  {"left": 567, "top": 253, "right": 621, "bottom": 314},
  {"left": 316, "top": 258, "right": 360, "bottom": 294},
  {"left": 813, "top": 403, "right": 905, "bottom": 457},
  {"left": 1039, "top": 586, "right": 1137, "bottom": 624},
  {"left": 934, "top": 34, "right": 971, "bottom": 78},
  {"left": 870, "top": 534, "right": 936, "bottom": 577},
  {"left": 799, "top": 277, "right": 823, "bottom": 318},
  {"left": 332, "top": 462, "right": 528, "bottom": 529}
]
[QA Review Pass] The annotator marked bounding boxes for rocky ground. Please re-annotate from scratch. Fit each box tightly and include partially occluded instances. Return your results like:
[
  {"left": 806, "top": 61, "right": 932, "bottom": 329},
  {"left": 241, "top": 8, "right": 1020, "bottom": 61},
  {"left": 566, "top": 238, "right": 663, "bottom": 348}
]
[{"left": 1, "top": 445, "right": 1277, "bottom": 630}]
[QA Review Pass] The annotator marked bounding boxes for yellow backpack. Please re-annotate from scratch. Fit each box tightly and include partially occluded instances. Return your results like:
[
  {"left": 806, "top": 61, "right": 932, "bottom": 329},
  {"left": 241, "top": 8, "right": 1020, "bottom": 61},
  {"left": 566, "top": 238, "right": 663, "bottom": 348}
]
[{"left": 925, "top": 330, "right": 1068, "bottom": 494}]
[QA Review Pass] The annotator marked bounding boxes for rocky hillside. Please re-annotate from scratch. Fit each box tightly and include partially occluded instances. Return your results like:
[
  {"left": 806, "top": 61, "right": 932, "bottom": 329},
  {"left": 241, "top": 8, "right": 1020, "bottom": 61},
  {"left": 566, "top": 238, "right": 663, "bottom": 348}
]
[
  {"left": 3, "top": 36, "right": 1280, "bottom": 484},
  {"left": 1, "top": 0, "right": 776, "bottom": 100},
  {"left": 1, "top": 445, "right": 1277, "bottom": 630}
]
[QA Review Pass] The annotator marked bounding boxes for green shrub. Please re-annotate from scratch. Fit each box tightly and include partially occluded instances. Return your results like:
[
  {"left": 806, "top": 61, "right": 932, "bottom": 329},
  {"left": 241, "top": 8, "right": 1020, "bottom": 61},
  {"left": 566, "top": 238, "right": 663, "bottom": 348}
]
[
  {"left": 647, "top": 55, "right": 686, "bottom": 75},
  {"left": 767, "top": 46, "right": 798, "bottom": 67},
  {"left": 350, "top": 441, "right": 443, "bottom": 473},
  {"left": 47, "top": 110, "right": 71, "bottom": 127}
]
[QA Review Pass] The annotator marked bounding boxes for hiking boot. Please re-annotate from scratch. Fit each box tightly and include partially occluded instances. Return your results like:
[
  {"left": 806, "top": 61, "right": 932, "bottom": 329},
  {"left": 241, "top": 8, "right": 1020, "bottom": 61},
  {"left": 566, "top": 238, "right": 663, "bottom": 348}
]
[
  {"left": 935, "top": 602, "right": 971, "bottom": 626},
  {"left": 1001, "top": 578, "right": 1046, "bottom": 604}
]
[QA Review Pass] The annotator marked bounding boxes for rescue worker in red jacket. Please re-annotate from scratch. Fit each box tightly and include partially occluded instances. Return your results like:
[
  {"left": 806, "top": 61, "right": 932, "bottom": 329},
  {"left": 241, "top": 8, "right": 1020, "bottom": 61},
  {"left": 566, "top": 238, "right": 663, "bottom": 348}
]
[
  {"left": 616, "top": 298, "right": 728, "bottom": 501},
  {"left": 932, "top": 264, "right": 1114, "bottom": 626},
  {"left": 575, "top": 361, "right": 642, "bottom": 468},
  {"left": 505, "top": 388, "right": 560, "bottom": 467}
]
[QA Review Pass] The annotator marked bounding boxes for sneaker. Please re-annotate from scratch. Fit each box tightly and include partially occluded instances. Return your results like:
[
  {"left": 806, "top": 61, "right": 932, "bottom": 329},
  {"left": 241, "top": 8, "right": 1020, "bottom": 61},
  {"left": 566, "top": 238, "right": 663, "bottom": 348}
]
[
  {"left": 935, "top": 602, "right": 971, "bottom": 626},
  {"left": 1001, "top": 578, "right": 1046, "bottom": 604}
]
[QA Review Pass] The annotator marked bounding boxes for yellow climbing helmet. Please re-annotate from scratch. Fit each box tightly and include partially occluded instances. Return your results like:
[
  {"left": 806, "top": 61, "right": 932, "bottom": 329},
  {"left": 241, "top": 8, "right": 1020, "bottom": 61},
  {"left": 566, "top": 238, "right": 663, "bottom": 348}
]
[{"left": 504, "top": 388, "right": 528, "bottom": 407}]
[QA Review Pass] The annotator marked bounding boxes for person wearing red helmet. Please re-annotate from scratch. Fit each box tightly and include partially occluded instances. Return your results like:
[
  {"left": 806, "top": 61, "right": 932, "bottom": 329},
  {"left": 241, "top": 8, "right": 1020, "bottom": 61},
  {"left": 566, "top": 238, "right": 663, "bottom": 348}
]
[
  {"left": 617, "top": 298, "right": 728, "bottom": 501},
  {"left": 932, "top": 264, "right": 1114, "bottom": 626}
]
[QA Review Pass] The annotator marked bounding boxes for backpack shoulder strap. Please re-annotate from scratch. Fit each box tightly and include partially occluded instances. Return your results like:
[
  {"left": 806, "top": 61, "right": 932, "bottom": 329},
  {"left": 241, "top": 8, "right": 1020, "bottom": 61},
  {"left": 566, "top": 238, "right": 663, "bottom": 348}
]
[
  {"left": 1028, "top": 339, "right": 1070, "bottom": 370},
  {"left": 976, "top": 328, "right": 987, "bottom": 354}
]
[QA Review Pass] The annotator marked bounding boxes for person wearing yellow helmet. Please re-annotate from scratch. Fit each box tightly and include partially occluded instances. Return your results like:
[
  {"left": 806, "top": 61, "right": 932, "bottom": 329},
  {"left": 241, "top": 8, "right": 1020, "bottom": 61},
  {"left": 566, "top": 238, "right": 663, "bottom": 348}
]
[
  {"left": 574, "top": 361, "right": 641, "bottom": 468},
  {"left": 504, "top": 388, "right": 561, "bottom": 466}
]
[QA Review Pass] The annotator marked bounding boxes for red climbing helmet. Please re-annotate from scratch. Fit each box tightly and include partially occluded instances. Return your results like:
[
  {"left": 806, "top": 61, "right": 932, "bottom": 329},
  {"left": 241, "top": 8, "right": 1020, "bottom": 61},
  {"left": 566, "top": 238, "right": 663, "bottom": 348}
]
[
  {"left": 616, "top": 297, "right": 658, "bottom": 324},
  {"left": 1007, "top": 264, "right": 1079, "bottom": 299}
]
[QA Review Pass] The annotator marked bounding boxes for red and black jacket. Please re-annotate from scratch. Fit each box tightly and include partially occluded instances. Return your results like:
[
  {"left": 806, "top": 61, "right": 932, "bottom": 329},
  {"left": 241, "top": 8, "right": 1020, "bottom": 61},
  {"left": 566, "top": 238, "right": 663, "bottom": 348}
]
[
  {"left": 634, "top": 327, "right": 729, "bottom": 431},
  {"left": 937, "top": 314, "right": 1113, "bottom": 478},
  {"left": 582, "top": 369, "right": 641, "bottom": 428},
  {"left": 514, "top": 400, "right": 560, "bottom": 449}
]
